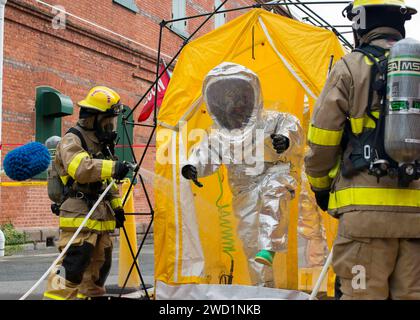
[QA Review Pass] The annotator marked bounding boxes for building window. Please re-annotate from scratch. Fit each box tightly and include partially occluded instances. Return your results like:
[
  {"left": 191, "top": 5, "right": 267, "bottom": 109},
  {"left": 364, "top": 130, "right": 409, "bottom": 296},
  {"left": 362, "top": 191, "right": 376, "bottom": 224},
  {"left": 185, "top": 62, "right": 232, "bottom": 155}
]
[
  {"left": 171, "top": 0, "right": 189, "bottom": 38},
  {"left": 214, "top": 0, "right": 226, "bottom": 29},
  {"left": 113, "top": 0, "right": 139, "bottom": 13}
]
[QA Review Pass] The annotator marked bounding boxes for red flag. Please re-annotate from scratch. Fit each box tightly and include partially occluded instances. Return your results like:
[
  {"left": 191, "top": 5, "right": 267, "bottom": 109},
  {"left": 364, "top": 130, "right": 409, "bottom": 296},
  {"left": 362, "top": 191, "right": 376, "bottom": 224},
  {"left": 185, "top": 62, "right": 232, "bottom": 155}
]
[{"left": 138, "top": 62, "right": 171, "bottom": 122}]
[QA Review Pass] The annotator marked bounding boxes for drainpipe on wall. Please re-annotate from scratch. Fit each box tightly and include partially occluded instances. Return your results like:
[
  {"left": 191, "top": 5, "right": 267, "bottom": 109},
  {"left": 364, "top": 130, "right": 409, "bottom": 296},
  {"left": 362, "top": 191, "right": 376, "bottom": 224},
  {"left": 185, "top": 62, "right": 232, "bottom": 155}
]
[
  {"left": 0, "top": 229, "right": 5, "bottom": 257},
  {"left": 0, "top": 0, "right": 6, "bottom": 178},
  {"left": 0, "top": 0, "right": 7, "bottom": 225}
]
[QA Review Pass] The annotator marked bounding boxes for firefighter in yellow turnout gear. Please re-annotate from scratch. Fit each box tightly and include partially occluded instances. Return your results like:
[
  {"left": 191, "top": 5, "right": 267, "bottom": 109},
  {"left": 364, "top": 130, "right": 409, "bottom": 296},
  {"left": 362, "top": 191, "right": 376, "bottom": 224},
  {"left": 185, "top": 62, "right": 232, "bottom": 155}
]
[
  {"left": 44, "top": 87, "right": 131, "bottom": 300},
  {"left": 305, "top": 0, "right": 420, "bottom": 299}
]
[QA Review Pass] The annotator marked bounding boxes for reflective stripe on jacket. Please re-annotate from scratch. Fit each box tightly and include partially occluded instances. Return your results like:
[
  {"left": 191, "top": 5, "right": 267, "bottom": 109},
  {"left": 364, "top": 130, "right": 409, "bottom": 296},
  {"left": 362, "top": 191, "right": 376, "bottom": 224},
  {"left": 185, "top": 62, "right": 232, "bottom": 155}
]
[{"left": 54, "top": 125, "right": 122, "bottom": 234}]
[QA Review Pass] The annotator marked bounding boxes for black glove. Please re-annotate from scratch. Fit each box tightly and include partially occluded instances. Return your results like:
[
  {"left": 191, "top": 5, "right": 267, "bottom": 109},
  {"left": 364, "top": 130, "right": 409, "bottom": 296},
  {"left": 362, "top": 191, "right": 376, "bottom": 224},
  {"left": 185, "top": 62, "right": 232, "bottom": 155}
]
[
  {"left": 181, "top": 165, "right": 203, "bottom": 188},
  {"left": 314, "top": 189, "right": 330, "bottom": 212},
  {"left": 114, "top": 207, "right": 126, "bottom": 229},
  {"left": 182, "top": 165, "right": 197, "bottom": 180},
  {"left": 271, "top": 134, "right": 290, "bottom": 154},
  {"left": 113, "top": 161, "right": 130, "bottom": 180}
]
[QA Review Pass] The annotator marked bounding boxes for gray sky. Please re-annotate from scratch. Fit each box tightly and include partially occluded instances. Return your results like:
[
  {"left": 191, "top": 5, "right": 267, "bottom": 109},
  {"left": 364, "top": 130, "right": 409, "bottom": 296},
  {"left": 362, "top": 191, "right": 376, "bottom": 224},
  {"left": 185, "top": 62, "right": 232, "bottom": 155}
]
[{"left": 281, "top": 0, "right": 420, "bottom": 44}]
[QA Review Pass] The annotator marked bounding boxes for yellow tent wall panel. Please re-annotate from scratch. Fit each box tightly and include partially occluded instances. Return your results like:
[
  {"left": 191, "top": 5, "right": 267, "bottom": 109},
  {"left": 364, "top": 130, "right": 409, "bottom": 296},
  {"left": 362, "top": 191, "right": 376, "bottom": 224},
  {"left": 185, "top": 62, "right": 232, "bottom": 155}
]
[{"left": 155, "top": 8, "right": 345, "bottom": 298}]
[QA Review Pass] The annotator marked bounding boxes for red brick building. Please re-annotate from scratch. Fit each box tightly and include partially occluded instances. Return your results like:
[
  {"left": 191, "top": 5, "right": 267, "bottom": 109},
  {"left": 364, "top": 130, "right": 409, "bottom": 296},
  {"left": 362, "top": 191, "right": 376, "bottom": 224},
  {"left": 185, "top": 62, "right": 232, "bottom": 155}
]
[{"left": 0, "top": 0, "right": 289, "bottom": 233}]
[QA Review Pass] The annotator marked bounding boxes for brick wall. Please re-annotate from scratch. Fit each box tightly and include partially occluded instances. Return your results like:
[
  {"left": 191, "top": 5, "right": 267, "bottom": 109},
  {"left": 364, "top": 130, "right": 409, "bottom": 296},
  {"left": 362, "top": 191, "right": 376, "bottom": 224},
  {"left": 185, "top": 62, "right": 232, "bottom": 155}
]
[{"left": 0, "top": 0, "right": 287, "bottom": 231}]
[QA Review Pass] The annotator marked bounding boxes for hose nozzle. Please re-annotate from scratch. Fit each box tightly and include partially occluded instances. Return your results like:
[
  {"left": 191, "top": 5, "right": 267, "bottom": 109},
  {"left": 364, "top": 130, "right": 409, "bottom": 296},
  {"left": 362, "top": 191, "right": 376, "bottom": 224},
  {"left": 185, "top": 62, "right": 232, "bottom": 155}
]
[{"left": 124, "top": 161, "right": 139, "bottom": 171}]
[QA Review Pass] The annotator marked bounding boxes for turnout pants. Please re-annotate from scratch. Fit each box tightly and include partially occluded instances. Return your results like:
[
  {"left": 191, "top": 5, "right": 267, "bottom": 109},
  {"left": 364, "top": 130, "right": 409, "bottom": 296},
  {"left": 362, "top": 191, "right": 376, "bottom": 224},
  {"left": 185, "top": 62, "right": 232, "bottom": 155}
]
[
  {"left": 44, "top": 231, "right": 113, "bottom": 300},
  {"left": 332, "top": 236, "right": 420, "bottom": 300}
]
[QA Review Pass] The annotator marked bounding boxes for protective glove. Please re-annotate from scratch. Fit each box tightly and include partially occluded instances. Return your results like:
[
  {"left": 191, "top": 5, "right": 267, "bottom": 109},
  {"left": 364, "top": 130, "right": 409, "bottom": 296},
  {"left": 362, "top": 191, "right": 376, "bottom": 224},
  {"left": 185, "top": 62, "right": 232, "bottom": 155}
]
[
  {"left": 271, "top": 134, "right": 290, "bottom": 154},
  {"left": 181, "top": 165, "right": 203, "bottom": 188},
  {"left": 114, "top": 207, "right": 126, "bottom": 229},
  {"left": 314, "top": 189, "right": 330, "bottom": 212},
  {"left": 113, "top": 161, "right": 130, "bottom": 181}
]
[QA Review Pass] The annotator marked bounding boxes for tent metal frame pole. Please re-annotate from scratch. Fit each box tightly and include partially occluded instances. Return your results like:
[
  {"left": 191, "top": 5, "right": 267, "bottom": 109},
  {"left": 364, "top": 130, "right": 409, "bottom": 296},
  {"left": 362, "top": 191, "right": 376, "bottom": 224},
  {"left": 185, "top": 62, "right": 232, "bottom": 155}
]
[
  {"left": 164, "top": 23, "right": 187, "bottom": 41},
  {"left": 125, "top": 0, "right": 351, "bottom": 121},
  {"left": 296, "top": 0, "right": 353, "bottom": 48},
  {"left": 153, "top": 24, "right": 164, "bottom": 123},
  {"left": 165, "top": 5, "right": 256, "bottom": 24},
  {"left": 164, "top": 1, "right": 349, "bottom": 24},
  {"left": 114, "top": 111, "right": 152, "bottom": 299},
  {"left": 117, "top": 119, "right": 155, "bottom": 299},
  {"left": 117, "top": 0, "right": 229, "bottom": 299},
  {"left": 125, "top": 122, "right": 157, "bottom": 128},
  {"left": 122, "top": 118, "right": 138, "bottom": 165},
  {"left": 125, "top": 0, "right": 229, "bottom": 120},
  {"left": 281, "top": 0, "right": 294, "bottom": 17},
  {"left": 290, "top": 0, "right": 353, "bottom": 48},
  {"left": 302, "top": 16, "right": 317, "bottom": 26},
  {"left": 286, "top": 0, "right": 353, "bottom": 49},
  {"left": 163, "top": 0, "right": 353, "bottom": 49},
  {"left": 118, "top": 0, "right": 351, "bottom": 299}
]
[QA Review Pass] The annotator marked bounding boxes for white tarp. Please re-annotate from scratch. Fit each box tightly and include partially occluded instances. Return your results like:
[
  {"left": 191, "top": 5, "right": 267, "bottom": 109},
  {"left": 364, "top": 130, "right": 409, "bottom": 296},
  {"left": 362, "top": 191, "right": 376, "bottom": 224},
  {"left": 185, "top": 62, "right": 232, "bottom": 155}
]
[{"left": 155, "top": 281, "right": 311, "bottom": 300}]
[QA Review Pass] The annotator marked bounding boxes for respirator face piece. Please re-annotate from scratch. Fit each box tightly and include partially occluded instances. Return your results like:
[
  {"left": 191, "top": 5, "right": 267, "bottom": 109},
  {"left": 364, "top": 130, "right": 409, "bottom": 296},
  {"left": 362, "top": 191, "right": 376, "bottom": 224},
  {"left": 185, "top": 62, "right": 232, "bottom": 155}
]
[
  {"left": 100, "top": 116, "right": 118, "bottom": 133},
  {"left": 95, "top": 114, "right": 119, "bottom": 144}
]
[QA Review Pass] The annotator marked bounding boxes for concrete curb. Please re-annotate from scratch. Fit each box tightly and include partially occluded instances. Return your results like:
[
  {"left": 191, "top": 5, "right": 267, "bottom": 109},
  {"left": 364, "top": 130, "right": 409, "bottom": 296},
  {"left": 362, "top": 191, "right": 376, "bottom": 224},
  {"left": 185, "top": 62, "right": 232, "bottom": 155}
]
[{"left": 15, "top": 222, "right": 153, "bottom": 252}]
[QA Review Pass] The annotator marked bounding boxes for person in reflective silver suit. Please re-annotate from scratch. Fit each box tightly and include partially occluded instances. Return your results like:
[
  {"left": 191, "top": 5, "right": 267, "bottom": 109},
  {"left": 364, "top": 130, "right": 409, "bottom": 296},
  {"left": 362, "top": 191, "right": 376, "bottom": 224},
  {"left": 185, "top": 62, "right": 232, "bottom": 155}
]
[{"left": 182, "top": 62, "right": 303, "bottom": 286}]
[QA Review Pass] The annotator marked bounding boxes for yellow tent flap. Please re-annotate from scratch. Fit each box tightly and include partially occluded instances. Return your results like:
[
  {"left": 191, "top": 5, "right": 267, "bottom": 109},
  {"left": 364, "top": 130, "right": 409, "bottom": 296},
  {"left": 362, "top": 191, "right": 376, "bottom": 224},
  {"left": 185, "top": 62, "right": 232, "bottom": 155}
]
[{"left": 154, "top": 8, "right": 344, "bottom": 299}]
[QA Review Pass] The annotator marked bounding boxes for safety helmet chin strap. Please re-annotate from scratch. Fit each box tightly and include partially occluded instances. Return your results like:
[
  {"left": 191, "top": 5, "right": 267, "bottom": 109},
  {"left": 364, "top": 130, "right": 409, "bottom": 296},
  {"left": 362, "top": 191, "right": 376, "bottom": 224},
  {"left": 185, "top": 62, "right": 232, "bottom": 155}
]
[
  {"left": 353, "top": 29, "right": 361, "bottom": 49},
  {"left": 342, "top": 3, "right": 355, "bottom": 20},
  {"left": 77, "top": 108, "right": 98, "bottom": 131},
  {"left": 342, "top": 4, "right": 365, "bottom": 47},
  {"left": 77, "top": 118, "right": 96, "bottom": 132}
]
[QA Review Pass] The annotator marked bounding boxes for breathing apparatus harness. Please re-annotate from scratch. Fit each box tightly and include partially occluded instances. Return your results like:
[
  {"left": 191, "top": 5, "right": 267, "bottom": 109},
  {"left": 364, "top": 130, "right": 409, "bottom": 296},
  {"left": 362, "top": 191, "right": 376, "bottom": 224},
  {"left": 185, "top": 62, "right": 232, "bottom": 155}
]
[
  {"left": 49, "top": 127, "right": 117, "bottom": 215},
  {"left": 342, "top": 43, "right": 420, "bottom": 187}
]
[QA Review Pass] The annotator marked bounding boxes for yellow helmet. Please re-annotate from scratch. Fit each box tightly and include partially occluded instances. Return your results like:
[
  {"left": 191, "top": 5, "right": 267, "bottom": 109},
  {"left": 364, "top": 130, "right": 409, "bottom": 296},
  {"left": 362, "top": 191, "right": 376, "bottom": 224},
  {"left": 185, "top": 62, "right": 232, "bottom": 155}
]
[
  {"left": 78, "top": 86, "right": 122, "bottom": 114},
  {"left": 353, "top": 0, "right": 417, "bottom": 14}
]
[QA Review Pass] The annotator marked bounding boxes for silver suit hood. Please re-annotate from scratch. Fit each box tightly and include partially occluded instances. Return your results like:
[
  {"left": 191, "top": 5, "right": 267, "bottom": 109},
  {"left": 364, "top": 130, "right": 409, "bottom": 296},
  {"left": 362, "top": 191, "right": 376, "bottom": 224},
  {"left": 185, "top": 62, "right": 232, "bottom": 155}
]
[{"left": 203, "top": 62, "right": 263, "bottom": 133}]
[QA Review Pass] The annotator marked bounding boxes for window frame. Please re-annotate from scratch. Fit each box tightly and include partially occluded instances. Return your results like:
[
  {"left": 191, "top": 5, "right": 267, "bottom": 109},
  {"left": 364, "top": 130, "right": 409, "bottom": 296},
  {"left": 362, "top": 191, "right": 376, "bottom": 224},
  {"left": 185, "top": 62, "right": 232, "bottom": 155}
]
[
  {"left": 112, "top": 0, "right": 139, "bottom": 14},
  {"left": 170, "top": 0, "right": 190, "bottom": 39},
  {"left": 214, "top": 0, "right": 227, "bottom": 29}
]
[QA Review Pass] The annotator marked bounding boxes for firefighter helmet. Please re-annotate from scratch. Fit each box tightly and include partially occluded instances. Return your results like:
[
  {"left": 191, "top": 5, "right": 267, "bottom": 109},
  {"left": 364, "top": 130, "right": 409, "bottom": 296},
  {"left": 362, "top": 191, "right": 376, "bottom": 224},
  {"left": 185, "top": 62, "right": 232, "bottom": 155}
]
[
  {"left": 352, "top": 0, "right": 417, "bottom": 15},
  {"left": 78, "top": 86, "right": 123, "bottom": 115}
]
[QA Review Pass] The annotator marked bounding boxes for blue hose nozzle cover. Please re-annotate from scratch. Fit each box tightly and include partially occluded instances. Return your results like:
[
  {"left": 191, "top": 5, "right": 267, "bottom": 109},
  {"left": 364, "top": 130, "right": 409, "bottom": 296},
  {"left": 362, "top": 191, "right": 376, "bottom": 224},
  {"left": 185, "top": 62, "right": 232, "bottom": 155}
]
[{"left": 3, "top": 142, "right": 51, "bottom": 181}]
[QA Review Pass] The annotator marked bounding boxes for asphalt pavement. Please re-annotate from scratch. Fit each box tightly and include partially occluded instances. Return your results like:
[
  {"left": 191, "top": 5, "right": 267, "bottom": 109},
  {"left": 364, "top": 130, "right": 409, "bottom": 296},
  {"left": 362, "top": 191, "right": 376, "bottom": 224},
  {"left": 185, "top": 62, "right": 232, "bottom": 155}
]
[
  {"left": 0, "top": 243, "right": 154, "bottom": 300},
  {"left": 0, "top": 236, "right": 312, "bottom": 301}
]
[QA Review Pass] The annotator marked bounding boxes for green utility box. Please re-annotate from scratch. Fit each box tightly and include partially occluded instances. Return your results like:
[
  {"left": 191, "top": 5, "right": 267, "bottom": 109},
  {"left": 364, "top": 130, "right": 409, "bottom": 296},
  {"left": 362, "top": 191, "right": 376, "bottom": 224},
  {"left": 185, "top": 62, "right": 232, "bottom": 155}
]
[
  {"left": 116, "top": 105, "right": 135, "bottom": 180},
  {"left": 35, "top": 86, "right": 74, "bottom": 179}
]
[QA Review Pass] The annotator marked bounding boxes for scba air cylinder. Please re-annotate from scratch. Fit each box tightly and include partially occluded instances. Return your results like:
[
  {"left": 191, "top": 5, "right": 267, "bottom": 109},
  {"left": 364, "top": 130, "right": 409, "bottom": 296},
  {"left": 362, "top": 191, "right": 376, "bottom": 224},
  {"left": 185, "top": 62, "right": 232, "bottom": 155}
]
[{"left": 385, "top": 38, "right": 420, "bottom": 164}]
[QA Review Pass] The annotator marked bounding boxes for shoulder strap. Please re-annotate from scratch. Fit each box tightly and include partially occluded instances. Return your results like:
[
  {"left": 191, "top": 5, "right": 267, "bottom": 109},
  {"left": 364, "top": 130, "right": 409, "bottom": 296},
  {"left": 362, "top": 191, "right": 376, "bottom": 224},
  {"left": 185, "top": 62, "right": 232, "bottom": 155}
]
[
  {"left": 353, "top": 45, "right": 388, "bottom": 74},
  {"left": 62, "top": 127, "right": 89, "bottom": 191},
  {"left": 67, "top": 127, "right": 89, "bottom": 152},
  {"left": 357, "top": 44, "right": 387, "bottom": 58},
  {"left": 353, "top": 44, "right": 389, "bottom": 121},
  {"left": 351, "top": 45, "right": 393, "bottom": 165}
]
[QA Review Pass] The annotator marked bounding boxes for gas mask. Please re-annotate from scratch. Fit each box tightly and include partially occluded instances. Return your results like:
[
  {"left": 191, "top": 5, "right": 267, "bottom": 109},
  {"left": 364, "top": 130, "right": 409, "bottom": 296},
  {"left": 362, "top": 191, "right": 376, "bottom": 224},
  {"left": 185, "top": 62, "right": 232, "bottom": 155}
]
[{"left": 94, "top": 114, "right": 119, "bottom": 145}]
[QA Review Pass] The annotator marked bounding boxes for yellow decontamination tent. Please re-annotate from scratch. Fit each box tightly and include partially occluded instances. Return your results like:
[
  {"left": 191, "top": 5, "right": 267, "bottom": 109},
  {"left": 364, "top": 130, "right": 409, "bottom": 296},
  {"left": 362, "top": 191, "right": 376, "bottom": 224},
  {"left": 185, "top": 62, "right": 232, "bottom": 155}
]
[{"left": 154, "top": 8, "right": 345, "bottom": 299}]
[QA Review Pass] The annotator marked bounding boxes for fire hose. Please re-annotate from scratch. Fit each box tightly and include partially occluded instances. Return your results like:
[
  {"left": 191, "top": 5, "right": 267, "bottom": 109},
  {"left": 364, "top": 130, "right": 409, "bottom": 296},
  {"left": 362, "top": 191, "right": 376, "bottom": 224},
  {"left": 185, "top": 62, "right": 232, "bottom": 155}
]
[
  {"left": 309, "top": 249, "right": 333, "bottom": 300},
  {"left": 19, "top": 180, "right": 116, "bottom": 300}
]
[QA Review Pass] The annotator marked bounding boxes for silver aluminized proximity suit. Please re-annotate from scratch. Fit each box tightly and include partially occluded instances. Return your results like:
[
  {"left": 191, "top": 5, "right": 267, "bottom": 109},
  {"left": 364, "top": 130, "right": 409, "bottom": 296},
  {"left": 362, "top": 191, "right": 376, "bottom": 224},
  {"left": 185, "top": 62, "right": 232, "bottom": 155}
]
[
  {"left": 298, "top": 173, "right": 327, "bottom": 268},
  {"left": 186, "top": 62, "right": 303, "bottom": 286}
]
